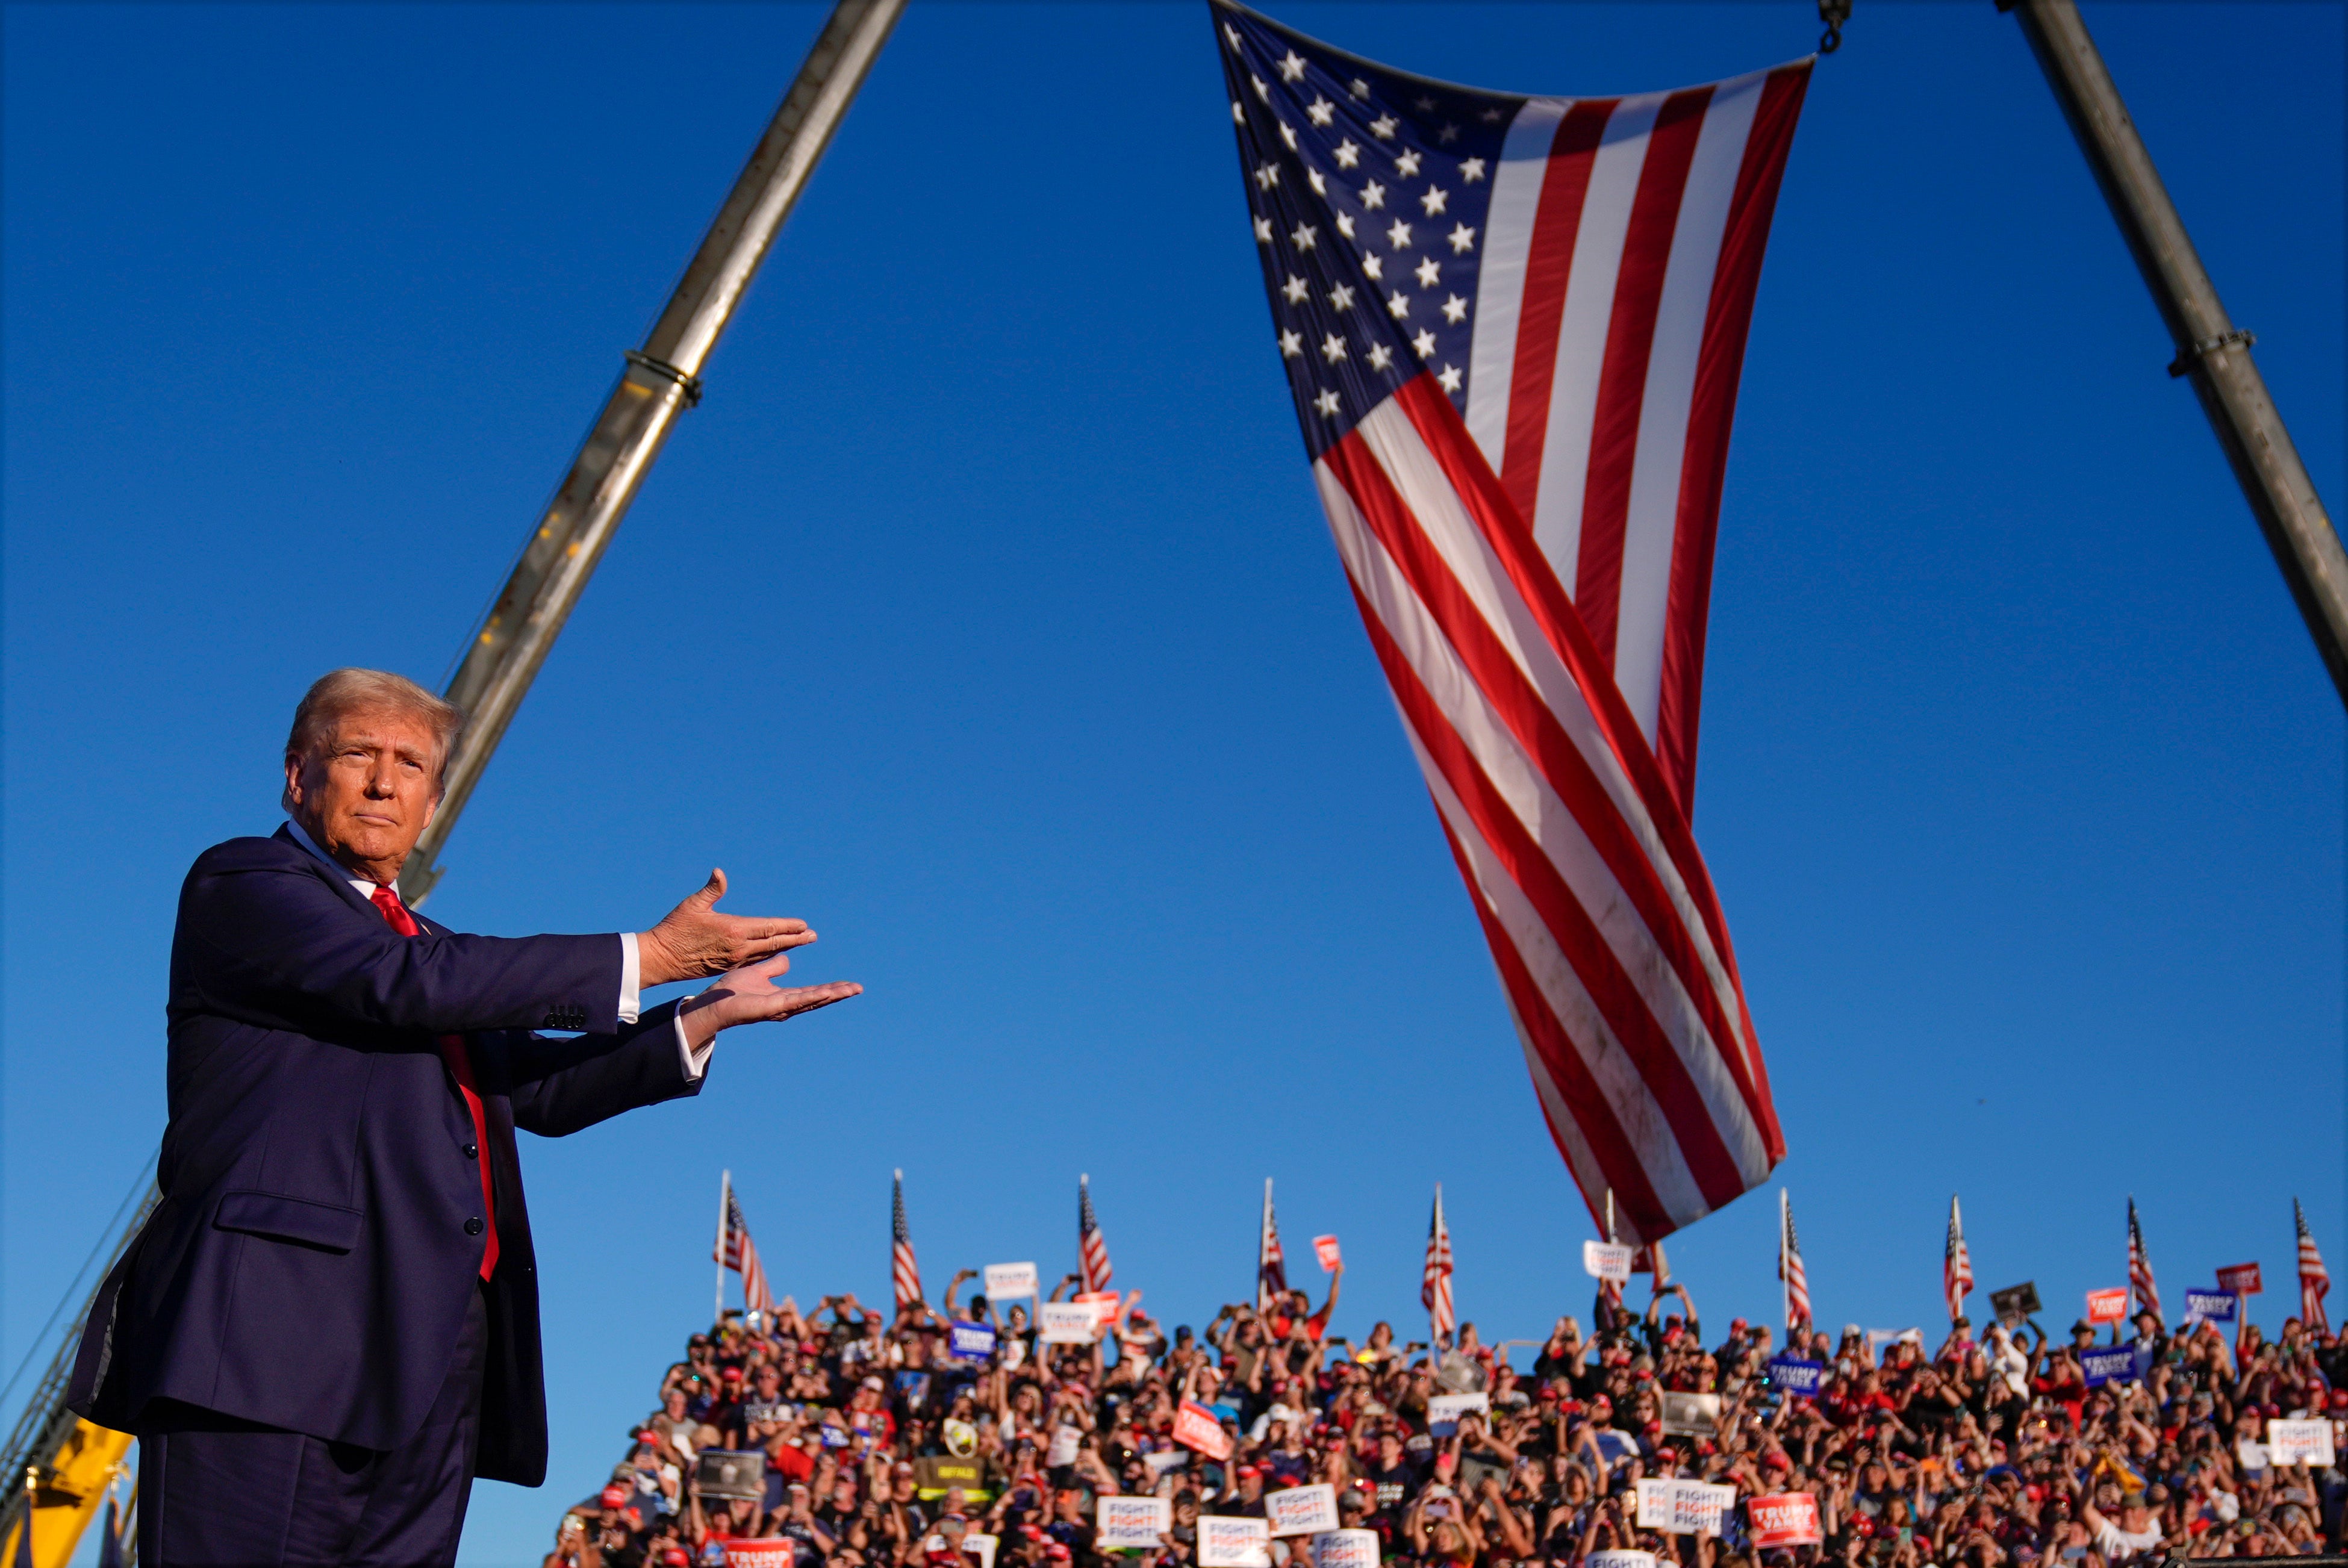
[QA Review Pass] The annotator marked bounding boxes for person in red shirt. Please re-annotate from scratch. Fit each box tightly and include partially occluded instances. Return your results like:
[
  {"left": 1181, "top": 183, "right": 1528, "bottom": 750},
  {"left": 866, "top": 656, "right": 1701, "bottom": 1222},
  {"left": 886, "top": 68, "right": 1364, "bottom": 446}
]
[{"left": 1269, "top": 1263, "right": 1344, "bottom": 1343}]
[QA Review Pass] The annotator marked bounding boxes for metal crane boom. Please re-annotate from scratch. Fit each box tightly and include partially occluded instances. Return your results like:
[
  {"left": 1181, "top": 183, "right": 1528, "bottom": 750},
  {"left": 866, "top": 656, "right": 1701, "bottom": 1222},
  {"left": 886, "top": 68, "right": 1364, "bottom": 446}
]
[{"left": 403, "top": 0, "right": 906, "bottom": 903}]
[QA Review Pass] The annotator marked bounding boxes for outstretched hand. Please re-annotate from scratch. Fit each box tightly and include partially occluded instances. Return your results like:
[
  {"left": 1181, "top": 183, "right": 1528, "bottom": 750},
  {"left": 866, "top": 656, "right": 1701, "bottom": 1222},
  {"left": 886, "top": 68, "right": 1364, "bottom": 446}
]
[
  {"left": 677, "top": 950, "right": 862, "bottom": 1050},
  {"left": 640, "top": 869, "right": 816, "bottom": 986}
]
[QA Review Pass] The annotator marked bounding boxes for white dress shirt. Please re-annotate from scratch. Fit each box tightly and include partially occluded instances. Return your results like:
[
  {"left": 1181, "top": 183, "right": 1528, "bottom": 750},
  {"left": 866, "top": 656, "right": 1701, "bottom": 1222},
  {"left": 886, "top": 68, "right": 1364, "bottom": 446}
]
[{"left": 282, "top": 816, "right": 711, "bottom": 1081}]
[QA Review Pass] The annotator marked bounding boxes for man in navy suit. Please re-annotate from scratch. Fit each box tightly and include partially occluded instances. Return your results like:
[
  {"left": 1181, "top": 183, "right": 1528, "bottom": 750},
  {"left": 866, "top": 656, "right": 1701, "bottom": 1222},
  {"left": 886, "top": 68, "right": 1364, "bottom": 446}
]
[{"left": 68, "top": 668, "right": 862, "bottom": 1566}]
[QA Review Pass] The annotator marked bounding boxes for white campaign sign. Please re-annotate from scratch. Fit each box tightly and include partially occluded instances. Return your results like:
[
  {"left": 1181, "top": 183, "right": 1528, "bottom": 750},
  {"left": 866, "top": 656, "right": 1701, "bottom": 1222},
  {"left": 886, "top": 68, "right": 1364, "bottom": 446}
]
[
  {"left": 1310, "top": 1532, "right": 1380, "bottom": 1568},
  {"left": 1584, "top": 1241, "right": 1634, "bottom": 1283},
  {"left": 1096, "top": 1496, "right": 1173, "bottom": 1549},
  {"left": 1587, "top": 1554, "right": 1658, "bottom": 1568},
  {"left": 2269, "top": 1419, "right": 2336, "bottom": 1467},
  {"left": 1425, "top": 1392, "right": 1490, "bottom": 1437},
  {"left": 984, "top": 1263, "right": 1040, "bottom": 1299},
  {"left": 1038, "top": 1302, "right": 1097, "bottom": 1343},
  {"left": 1199, "top": 1517, "right": 1271, "bottom": 1568},
  {"left": 1265, "top": 1484, "right": 1339, "bottom": 1538},
  {"left": 965, "top": 1537, "right": 1000, "bottom": 1568},
  {"left": 1636, "top": 1479, "right": 1737, "bottom": 1535}
]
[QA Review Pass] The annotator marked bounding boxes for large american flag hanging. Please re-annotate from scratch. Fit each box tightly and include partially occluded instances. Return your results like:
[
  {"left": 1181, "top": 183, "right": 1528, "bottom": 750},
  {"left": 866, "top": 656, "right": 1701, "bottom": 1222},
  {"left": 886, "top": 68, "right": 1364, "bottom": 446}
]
[
  {"left": 2296, "top": 1198, "right": 2330, "bottom": 1335},
  {"left": 1943, "top": 1195, "right": 1973, "bottom": 1324},
  {"left": 1213, "top": 0, "right": 1806, "bottom": 1243},
  {"left": 1421, "top": 1184, "right": 1455, "bottom": 1345},
  {"left": 892, "top": 1169, "right": 923, "bottom": 1310},
  {"left": 1079, "top": 1174, "right": 1115, "bottom": 1294},
  {"left": 715, "top": 1174, "right": 776, "bottom": 1318},
  {"left": 2127, "top": 1197, "right": 2160, "bottom": 1326}
]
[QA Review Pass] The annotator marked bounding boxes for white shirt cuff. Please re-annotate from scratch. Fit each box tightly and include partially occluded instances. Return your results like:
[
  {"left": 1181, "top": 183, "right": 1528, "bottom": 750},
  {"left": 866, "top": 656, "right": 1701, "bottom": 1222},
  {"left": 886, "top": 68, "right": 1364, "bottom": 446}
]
[
  {"left": 618, "top": 932, "right": 642, "bottom": 1025},
  {"left": 676, "top": 1008, "right": 714, "bottom": 1083}
]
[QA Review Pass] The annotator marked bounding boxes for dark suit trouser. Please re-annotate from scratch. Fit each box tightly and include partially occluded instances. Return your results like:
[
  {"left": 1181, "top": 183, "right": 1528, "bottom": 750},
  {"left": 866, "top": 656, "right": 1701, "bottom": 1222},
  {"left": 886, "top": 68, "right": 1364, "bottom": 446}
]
[{"left": 136, "top": 1283, "right": 489, "bottom": 1567}]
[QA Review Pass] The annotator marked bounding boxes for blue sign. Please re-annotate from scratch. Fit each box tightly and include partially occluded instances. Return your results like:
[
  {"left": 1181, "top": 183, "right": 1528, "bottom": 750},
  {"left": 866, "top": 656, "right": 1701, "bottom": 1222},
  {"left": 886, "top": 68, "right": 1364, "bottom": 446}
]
[
  {"left": 2081, "top": 1345, "right": 2138, "bottom": 1386},
  {"left": 1768, "top": 1355, "right": 1826, "bottom": 1398},
  {"left": 950, "top": 1321, "right": 997, "bottom": 1361},
  {"left": 2184, "top": 1289, "right": 2239, "bottom": 1325}
]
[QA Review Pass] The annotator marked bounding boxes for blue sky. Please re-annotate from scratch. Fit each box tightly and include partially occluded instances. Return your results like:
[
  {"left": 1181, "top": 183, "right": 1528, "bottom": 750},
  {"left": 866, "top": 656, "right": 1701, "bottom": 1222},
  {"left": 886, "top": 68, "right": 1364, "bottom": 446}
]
[{"left": 3, "top": 2, "right": 2341, "bottom": 1563}]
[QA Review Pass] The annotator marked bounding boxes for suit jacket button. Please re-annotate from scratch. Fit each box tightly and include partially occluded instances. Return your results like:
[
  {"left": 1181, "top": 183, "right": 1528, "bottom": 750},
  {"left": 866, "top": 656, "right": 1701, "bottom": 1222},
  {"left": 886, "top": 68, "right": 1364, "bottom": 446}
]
[
  {"left": 465, "top": 1216, "right": 485, "bottom": 1236},
  {"left": 464, "top": 1143, "right": 479, "bottom": 1160}
]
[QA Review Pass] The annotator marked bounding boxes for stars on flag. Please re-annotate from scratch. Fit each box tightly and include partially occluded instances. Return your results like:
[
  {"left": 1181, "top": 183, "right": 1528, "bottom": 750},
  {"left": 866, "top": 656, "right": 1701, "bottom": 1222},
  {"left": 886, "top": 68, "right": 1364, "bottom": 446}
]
[{"left": 1218, "top": 0, "right": 1506, "bottom": 449}]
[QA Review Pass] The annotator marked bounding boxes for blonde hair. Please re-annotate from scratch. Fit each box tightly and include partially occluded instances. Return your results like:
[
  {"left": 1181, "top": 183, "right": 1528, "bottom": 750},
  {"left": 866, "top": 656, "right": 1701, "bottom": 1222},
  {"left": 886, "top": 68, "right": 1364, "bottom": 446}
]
[{"left": 282, "top": 668, "right": 464, "bottom": 807}]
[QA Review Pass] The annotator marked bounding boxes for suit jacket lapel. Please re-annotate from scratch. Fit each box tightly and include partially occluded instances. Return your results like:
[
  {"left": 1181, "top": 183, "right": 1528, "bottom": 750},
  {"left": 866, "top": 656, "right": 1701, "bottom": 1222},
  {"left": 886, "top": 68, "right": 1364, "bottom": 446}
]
[{"left": 270, "top": 823, "right": 386, "bottom": 922}]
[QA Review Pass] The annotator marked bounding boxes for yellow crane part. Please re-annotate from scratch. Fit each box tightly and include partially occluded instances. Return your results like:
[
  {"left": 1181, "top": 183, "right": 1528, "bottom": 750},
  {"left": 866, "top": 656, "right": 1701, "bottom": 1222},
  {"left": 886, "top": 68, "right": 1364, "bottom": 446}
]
[{"left": 1, "top": 1419, "right": 132, "bottom": 1568}]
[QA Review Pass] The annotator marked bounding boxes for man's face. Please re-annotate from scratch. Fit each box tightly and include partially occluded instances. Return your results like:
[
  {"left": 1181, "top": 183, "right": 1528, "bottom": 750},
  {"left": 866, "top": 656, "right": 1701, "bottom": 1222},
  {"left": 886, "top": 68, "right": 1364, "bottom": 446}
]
[{"left": 285, "top": 705, "right": 440, "bottom": 878}]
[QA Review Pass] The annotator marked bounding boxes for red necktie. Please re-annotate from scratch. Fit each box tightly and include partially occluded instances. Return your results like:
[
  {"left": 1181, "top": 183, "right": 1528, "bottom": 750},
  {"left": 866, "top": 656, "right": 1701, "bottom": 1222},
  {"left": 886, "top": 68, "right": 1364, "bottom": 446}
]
[{"left": 370, "top": 885, "right": 499, "bottom": 1281}]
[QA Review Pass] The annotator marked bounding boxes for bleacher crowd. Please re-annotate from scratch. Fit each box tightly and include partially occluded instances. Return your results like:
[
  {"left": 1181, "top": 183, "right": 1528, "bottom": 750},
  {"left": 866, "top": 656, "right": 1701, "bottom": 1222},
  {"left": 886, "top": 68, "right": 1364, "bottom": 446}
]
[{"left": 546, "top": 1255, "right": 2348, "bottom": 1568}]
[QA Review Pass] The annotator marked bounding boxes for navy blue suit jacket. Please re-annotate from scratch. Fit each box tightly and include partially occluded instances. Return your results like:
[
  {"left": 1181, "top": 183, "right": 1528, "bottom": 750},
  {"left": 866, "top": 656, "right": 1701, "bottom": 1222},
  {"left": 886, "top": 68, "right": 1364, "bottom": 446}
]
[{"left": 69, "top": 826, "right": 702, "bottom": 1485}]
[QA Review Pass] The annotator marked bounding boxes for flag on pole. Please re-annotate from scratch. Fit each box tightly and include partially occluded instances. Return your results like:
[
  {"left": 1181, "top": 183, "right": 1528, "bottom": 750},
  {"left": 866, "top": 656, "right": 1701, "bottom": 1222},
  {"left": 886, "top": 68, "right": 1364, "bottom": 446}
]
[
  {"left": 2127, "top": 1197, "right": 2160, "bottom": 1327},
  {"left": 714, "top": 1177, "right": 775, "bottom": 1317},
  {"left": 892, "top": 1170, "right": 923, "bottom": 1310},
  {"left": 1422, "top": 1184, "right": 1456, "bottom": 1345},
  {"left": 1943, "top": 1196, "right": 1973, "bottom": 1323},
  {"left": 1210, "top": 1, "right": 1806, "bottom": 1246},
  {"left": 1778, "top": 1189, "right": 1809, "bottom": 1333},
  {"left": 1257, "top": 1179, "right": 1288, "bottom": 1308},
  {"left": 1079, "top": 1174, "right": 1115, "bottom": 1295},
  {"left": 2296, "top": 1198, "right": 2329, "bottom": 1334}
]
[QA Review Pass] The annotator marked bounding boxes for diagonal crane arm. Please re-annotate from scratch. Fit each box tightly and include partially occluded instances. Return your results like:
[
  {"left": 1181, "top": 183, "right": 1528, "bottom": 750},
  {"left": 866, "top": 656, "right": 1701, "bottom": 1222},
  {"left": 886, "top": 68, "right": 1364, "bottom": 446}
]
[{"left": 403, "top": 0, "right": 906, "bottom": 903}]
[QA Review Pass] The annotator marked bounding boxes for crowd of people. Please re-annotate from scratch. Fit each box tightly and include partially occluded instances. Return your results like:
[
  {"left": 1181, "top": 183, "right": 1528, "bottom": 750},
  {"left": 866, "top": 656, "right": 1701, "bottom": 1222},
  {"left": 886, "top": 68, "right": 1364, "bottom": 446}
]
[{"left": 547, "top": 1263, "right": 2348, "bottom": 1568}]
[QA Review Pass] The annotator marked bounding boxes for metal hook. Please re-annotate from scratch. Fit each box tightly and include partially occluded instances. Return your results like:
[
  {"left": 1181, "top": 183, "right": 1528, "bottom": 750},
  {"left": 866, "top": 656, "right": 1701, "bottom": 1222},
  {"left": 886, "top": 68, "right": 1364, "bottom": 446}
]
[{"left": 1819, "top": 0, "right": 1852, "bottom": 54}]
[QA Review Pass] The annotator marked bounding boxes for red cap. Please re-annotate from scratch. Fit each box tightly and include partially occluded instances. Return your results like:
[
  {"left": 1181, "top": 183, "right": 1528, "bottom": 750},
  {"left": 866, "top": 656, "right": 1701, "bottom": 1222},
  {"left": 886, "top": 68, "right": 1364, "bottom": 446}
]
[
  {"left": 723, "top": 1365, "right": 745, "bottom": 1381},
  {"left": 601, "top": 1485, "right": 629, "bottom": 1509},
  {"left": 662, "top": 1550, "right": 693, "bottom": 1567},
  {"left": 1047, "top": 1546, "right": 1073, "bottom": 1561}
]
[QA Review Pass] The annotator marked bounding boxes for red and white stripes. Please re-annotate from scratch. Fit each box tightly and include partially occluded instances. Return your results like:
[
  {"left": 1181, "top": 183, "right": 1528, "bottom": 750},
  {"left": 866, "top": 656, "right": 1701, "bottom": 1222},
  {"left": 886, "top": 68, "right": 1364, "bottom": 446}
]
[
  {"left": 1462, "top": 64, "right": 1810, "bottom": 814},
  {"left": 1310, "top": 378, "right": 1783, "bottom": 1245}
]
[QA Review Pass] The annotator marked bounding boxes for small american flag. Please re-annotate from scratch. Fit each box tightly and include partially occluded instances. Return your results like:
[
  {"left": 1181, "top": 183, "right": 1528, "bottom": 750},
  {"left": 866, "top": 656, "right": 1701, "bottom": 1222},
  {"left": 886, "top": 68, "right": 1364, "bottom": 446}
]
[
  {"left": 1212, "top": 0, "right": 1806, "bottom": 1247},
  {"left": 1943, "top": 1195, "right": 1973, "bottom": 1323},
  {"left": 1422, "top": 1183, "right": 1455, "bottom": 1345},
  {"left": 892, "top": 1169, "right": 922, "bottom": 1310},
  {"left": 1257, "top": 1178, "right": 1287, "bottom": 1309},
  {"left": 1778, "top": 1188, "right": 1809, "bottom": 1333},
  {"left": 2297, "top": 1198, "right": 2329, "bottom": 1335},
  {"left": 2127, "top": 1198, "right": 2160, "bottom": 1326},
  {"left": 714, "top": 1175, "right": 774, "bottom": 1318},
  {"left": 1079, "top": 1174, "right": 1114, "bottom": 1295}
]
